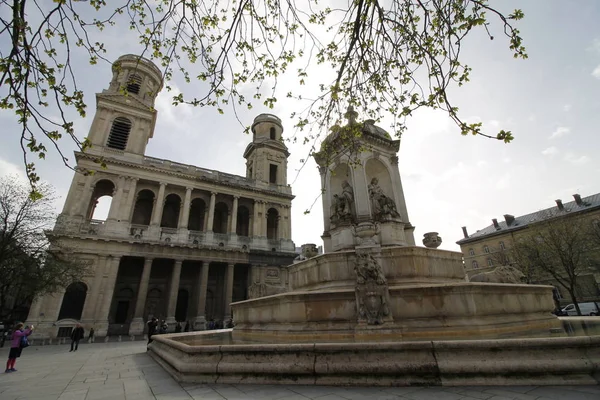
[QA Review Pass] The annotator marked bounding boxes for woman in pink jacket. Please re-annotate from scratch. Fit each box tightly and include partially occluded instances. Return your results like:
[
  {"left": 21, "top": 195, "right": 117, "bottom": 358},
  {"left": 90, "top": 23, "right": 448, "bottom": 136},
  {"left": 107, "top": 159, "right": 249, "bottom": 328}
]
[{"left": 5, "top": 322, "right": 33, "bottom": 373}]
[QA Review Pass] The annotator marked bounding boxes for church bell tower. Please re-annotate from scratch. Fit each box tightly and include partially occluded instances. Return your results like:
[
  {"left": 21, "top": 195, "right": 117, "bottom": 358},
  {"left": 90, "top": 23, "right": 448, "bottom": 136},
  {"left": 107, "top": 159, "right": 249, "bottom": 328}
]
[
  {"left": 243, "top": 114, "right": 290, "bottom": 185},
  {"left": 86, "top": 54, "right": 164, "bottom": 158}
]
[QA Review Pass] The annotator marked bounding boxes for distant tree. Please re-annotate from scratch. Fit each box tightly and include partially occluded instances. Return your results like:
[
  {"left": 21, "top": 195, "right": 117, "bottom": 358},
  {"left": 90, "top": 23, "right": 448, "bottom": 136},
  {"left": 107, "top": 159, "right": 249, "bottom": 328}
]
[
  {"left": 1, "top": 1, "right": 526, "bottom": 193},
  {"left": 511, "top": 216, "right": 599, "bottom": 316},
  {"left": 0, "top": 175, "right": 88, "bottom": 322}
]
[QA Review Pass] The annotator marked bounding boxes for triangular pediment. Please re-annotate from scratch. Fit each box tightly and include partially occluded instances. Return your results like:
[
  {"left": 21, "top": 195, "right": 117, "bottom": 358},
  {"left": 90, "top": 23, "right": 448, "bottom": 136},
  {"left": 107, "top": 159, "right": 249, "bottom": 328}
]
[{"left": 96, "top": 92, "right": 156, "bottom": 114}]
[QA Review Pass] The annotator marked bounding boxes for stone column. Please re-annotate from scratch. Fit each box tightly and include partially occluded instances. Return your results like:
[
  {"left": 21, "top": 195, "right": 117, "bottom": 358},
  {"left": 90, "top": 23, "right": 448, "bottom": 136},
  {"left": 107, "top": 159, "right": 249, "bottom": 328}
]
[
  {"left": 230, "top": 196, "right": 239, "bottom": 234},
  {"left": 179, "top": 187, "right": 193, "bottom": 229},
  {"left": 107, "top": 176, "right": 125, "bottom": 221},
  {"left": 166, "top": 259, "right": 183, "bottom": 328},
  {"left": 120, "top": 177, "right": 139, "bottom": 222},
  {"left": 252, "top": 200, "right": 260, "bottom": 237},
  {"left": 150, "top": 182, "right": 167, "bottom": 226},
  {"left": 194, "top": 261, "right": 209, "bottom": 330},
  {"left": 95, "top": 255, "right": 121, "bottom": 337},
  {"left": 223, "top": 263, "right": 235, "bottom": 325},
  {"left": 80, "top": 255, "right": 107, "bottom": 322},
  {"left": 76, "top": 175, "right": 94, "bottom": 217},
  {"left": 207, "top": 192, "right": 217, "bottom": 232},
  {"left": 129, "top": 257, "right": 153, "bottom": 335}
]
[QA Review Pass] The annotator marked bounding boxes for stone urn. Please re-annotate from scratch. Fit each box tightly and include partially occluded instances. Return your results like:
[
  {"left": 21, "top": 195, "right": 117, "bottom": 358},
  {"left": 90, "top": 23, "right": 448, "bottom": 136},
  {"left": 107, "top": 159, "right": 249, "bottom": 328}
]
[{"left": 422, "top": 232, "right": 442, "bottom": 249}]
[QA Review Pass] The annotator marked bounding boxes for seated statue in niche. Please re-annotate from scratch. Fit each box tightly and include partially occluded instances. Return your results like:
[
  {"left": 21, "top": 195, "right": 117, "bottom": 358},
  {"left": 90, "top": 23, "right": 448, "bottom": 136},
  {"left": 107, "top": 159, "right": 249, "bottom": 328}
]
[
  {"left": 368, "top": 177, "right": 400, "bottom": 221},
  {"left": 330, "top": 180, "right": 356, "bottom": 224}
]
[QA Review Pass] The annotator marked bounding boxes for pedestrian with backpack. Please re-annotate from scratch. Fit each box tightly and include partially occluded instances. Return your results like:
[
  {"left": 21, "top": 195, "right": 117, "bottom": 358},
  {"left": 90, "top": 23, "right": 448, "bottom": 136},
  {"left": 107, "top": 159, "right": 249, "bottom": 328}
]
[
  {"left": 5, "top": 322, "right": 33, "bottom": 373},
  {"left": 70, "top": 324, "right": 85, "bottom": 352}
]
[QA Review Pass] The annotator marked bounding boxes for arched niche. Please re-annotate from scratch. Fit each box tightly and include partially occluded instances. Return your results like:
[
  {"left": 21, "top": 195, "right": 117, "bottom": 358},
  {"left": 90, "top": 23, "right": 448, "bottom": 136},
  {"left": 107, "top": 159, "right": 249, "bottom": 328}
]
[
  {"left": 266, "top": 208, "right": 279, "bottom": 240},
  {"left": 213, "top": 202, "right": 229, "bottom": 234},
  {"left": 236, "top": 205, "right": 250, "bottom": 236},
  {"left": 188, "top": 198, "right": 206, "bottom": 231},
  {"left": 57, "top": 282, "right": 88, "bottom": 321},
  {"left": 161, "top": 193, "right": 181, "bottom": 228},
  {"left": 365, "top": 157, "right": 395, "bottom": 202},
  {"left": 132, "top": 189, "right": 155, "bottom": 225},
  {"left": 328, "top": 162, "right": 353, "bottom": 203}
]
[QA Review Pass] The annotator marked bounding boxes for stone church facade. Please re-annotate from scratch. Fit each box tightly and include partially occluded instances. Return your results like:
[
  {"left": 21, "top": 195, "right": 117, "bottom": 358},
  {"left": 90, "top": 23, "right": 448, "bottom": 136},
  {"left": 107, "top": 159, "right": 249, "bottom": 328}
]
[{"left": 26, "top": 55, "right": 296, "bottom": 339}]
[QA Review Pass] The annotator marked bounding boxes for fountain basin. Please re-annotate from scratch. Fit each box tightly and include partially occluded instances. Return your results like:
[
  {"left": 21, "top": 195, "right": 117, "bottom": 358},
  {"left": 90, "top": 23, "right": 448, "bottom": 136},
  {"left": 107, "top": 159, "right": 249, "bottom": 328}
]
[
  {"left": 149, "top": 332, "right": 600, "bottom": 386},
  {"left": 232, "top": 282, "right": 561, "bottom": 342}
]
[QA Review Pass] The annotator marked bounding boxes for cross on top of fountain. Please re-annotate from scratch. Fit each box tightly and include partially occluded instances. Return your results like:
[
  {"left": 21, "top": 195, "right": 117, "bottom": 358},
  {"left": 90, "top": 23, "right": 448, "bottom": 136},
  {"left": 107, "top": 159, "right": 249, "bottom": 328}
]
[{"left": 344, "top": 105, "right": 359, "bottom": 125}]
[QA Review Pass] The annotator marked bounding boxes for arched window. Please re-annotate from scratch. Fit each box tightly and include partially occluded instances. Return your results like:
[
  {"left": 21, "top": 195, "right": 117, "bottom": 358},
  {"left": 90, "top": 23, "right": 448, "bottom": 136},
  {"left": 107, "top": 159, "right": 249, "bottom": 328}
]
[
  {"left": 188, "top": 198, "right": 206, "bottom": 231},
  {"left": 483, "top": 245, "right": 490, "bottom": 254},
  {"left": 266, "top": 208, "right": 279, "bottom": 240},
  {"left": 127, "top": 74, "right": 142, "bottom": 94},
  {"left": 132, "top": 189, "right": 155, "bottom": 225},
  {"left": 269, "top": 127, "right": 276, "bottom": 140},
  {"left": 86, "top": 179, "right": 115, "bottom": 220},
  {"left": 213, "top": 202, "right": 229, "bottom": 234},
  {"left": 161, "top": 194, "right": 181, "bottom": 228},
  {"left": 57, "top": 282, "right": 87, "bottom": 320},
  {"left": 107, "top": 117, "right": 132, "bottom": 150},
  {"left": 472, "top": 260, "right": 479, "bottom": 269},
  {"left": 468, "top": 248, "right": 475, "bottom": 256},
  {"left": 487, "top": 258, "right": 493, "bottom": 267},
  {"left": 236, "top": 206, "right": 250, "bottom": 236}
]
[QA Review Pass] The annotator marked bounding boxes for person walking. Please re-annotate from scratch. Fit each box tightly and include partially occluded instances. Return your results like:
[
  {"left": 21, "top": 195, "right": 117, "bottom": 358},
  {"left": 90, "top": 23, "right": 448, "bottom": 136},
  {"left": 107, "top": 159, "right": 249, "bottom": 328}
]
[
  {"left": 70, "top": 324, "right": 84, "bottom": 352},
  {"left": 147, "top": 318, "right": 158, "bottom": 346},
  {"left": 88, "top": 327, "right": 95, "bottom": 343},
  {"left": 5, "top": 322, "right": 33, "bottom": 373},
  {"left": 184, "top": 321, "right": 190, "bottom": 332}
]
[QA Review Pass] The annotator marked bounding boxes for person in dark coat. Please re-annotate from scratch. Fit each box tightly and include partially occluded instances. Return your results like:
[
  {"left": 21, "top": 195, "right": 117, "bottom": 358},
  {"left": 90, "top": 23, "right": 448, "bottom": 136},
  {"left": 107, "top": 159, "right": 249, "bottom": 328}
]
[
  {"left": 174, "top": 323, "right": 182, "bottom": 333},
  {"left": 184, "top": 321, "right": 190, "bottom": 332},
  {"left": 147, "top": 318, "right": 158, "bottom": 345},
  {"left": 70, "top": 323, "right": 84, "bottom": 352},
  {"left": 88, "top": 327, "right": 95, "bottom": 343}
]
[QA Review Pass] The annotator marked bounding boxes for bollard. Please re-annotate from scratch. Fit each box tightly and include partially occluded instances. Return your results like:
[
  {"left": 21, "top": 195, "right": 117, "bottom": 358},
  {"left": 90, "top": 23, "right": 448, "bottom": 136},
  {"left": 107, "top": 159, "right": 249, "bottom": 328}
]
[
  {"left": 130, "top": 335, "right": 135, "bottom": 341},
  {"left": 104, "top": 336, "right": 109, "bottom": 343},
  {"left": 118, "top": 335, "right": 122, "bottom": 342},
  {"left": 49, "top": 339, "right": 53, "bottom": 345}
]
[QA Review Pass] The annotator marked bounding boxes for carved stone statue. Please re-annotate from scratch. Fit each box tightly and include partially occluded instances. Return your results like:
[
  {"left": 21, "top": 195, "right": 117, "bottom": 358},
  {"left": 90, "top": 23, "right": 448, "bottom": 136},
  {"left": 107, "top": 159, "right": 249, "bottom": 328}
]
[
  {"left": 470, "top": 265, "right": 526, "bottom": 284},
  {"left": 331, "top": 180, "right": 355, "bottom": 224},
  {"left": 354, "top": 253, "right": 391, "bottom": 325},
  {"left": 368, "top": 178, "right": 400, "bottom": 221}
]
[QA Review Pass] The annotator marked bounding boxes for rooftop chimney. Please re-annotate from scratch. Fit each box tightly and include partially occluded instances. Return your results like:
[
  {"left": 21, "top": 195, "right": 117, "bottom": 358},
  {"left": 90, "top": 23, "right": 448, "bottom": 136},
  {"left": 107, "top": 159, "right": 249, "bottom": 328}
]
[
  {"left": 555, "top": 199, "right": 564, "bottom": 211},
  {"left": 461, "top": 226, "right": 469, "bottom": 238},
  {"left": 573, "top": 194, "right": 583, "bottom": 206},
  {"left": 504, "top": 214, "right": 515, "bottom": 226},
  {"left": 492, "top": 218, "right": 500, "bottom": 230}
]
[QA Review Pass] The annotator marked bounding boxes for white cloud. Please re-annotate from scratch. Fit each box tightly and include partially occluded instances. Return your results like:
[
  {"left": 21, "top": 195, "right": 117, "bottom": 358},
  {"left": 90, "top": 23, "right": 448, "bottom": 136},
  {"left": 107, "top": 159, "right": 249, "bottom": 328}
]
[
  {"left": 593, "top": 65, "right": 600, "bottom": 80},
  {"left": 564, "top": 153, "right": 590, "bottom": 165},
  {"left": 589, "top": 38, "right": 600, "bottom": 54},
  {"left": 542, "top": 146, "right": 559, "bottom": 156},
  {"left": 0, "top": 158, "right": 26, "bottom": 181},
  {"left": 563, "top": 104, "right": 572, "bottom": 112},
  {"left": 549, "top": 126, "right": 570, "bottom": 139}
]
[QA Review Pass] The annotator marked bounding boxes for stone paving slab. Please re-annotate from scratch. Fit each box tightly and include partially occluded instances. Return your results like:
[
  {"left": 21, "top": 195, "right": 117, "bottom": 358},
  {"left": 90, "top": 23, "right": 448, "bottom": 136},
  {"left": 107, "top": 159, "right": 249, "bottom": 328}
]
[{"left": 0, "top": 342, "right": 598, "bottom": 400}]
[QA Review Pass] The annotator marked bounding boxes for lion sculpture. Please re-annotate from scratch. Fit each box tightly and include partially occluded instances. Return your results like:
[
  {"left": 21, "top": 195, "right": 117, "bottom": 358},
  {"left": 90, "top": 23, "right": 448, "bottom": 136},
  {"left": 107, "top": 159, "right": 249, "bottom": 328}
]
[{"left": 470, "top": 265, "right": 526, "bottom": 284}]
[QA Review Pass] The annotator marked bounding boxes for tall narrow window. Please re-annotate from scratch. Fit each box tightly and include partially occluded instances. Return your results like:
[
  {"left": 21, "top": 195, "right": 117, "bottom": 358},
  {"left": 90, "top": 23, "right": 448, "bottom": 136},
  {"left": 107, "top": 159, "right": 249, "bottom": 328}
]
[
  {"left": 107, "top": 117, "right": 132, "bottom": 150},
  {"left": 269, "top": 127, "right": 276, "bottom": 140},
  {"left": 469, "top": 248, "right": 475, "bottom": 256},
  {"left": 499, "top": 241, "right": 505, "bottom": 250},
  {"left": 269, "top": 164, "right": 278, "bottom": 184},
  {"left": 487, "top": 258, "right": 493, "bottom": 267},
  {"left": 127, "top": 74, "right": 142, "bottom": 94},
  {"left": 483, "top": 245, "right": 489, "bottom": 254},
  {"left": 472, "top": 261, "right": 479, "bottom": 269}
]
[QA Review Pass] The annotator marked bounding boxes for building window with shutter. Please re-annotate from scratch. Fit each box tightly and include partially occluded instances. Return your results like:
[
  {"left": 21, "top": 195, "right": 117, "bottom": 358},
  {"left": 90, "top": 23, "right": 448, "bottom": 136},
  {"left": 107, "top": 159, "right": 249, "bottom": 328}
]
[
  {"left": 107, "top": 117, "right": 132, "bottom": 150},
  {"left": 483, "top": 245, "right": 489, "bottom": 253},
  {"left": 487, "top": 258, "right": 493, "bottom": 267},
  {"left": 499, "top": 241, "right": 505, "bottom": 250},
  {"left": 127, "top": 74, "right": 142, "bottom": 94},
  {"left": 472, "top": 260, "right": 479, "bottom": 269},
  {"left": 469, "top": 248, "right": 475, "bottom": 256}
]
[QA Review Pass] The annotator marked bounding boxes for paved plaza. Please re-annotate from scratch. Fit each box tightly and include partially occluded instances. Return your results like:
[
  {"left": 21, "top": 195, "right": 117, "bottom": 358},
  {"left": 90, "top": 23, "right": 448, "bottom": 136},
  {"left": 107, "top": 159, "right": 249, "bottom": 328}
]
[{"left": 0, "top": 342, "right": 598, "bottom": 400}]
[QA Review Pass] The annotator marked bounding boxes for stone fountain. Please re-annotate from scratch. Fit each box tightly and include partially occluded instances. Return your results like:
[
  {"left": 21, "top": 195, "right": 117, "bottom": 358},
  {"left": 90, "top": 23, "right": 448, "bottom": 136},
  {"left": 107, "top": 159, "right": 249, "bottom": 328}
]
[{"left": 149, "top": 108, "right": 600, "bottom": 386}]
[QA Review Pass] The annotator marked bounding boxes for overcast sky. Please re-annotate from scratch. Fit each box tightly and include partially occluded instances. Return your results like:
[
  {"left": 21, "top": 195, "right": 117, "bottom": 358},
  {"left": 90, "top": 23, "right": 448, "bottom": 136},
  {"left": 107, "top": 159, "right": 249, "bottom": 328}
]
[{"left": 1, "top": 1, "right": 599, "bottom": 252}]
